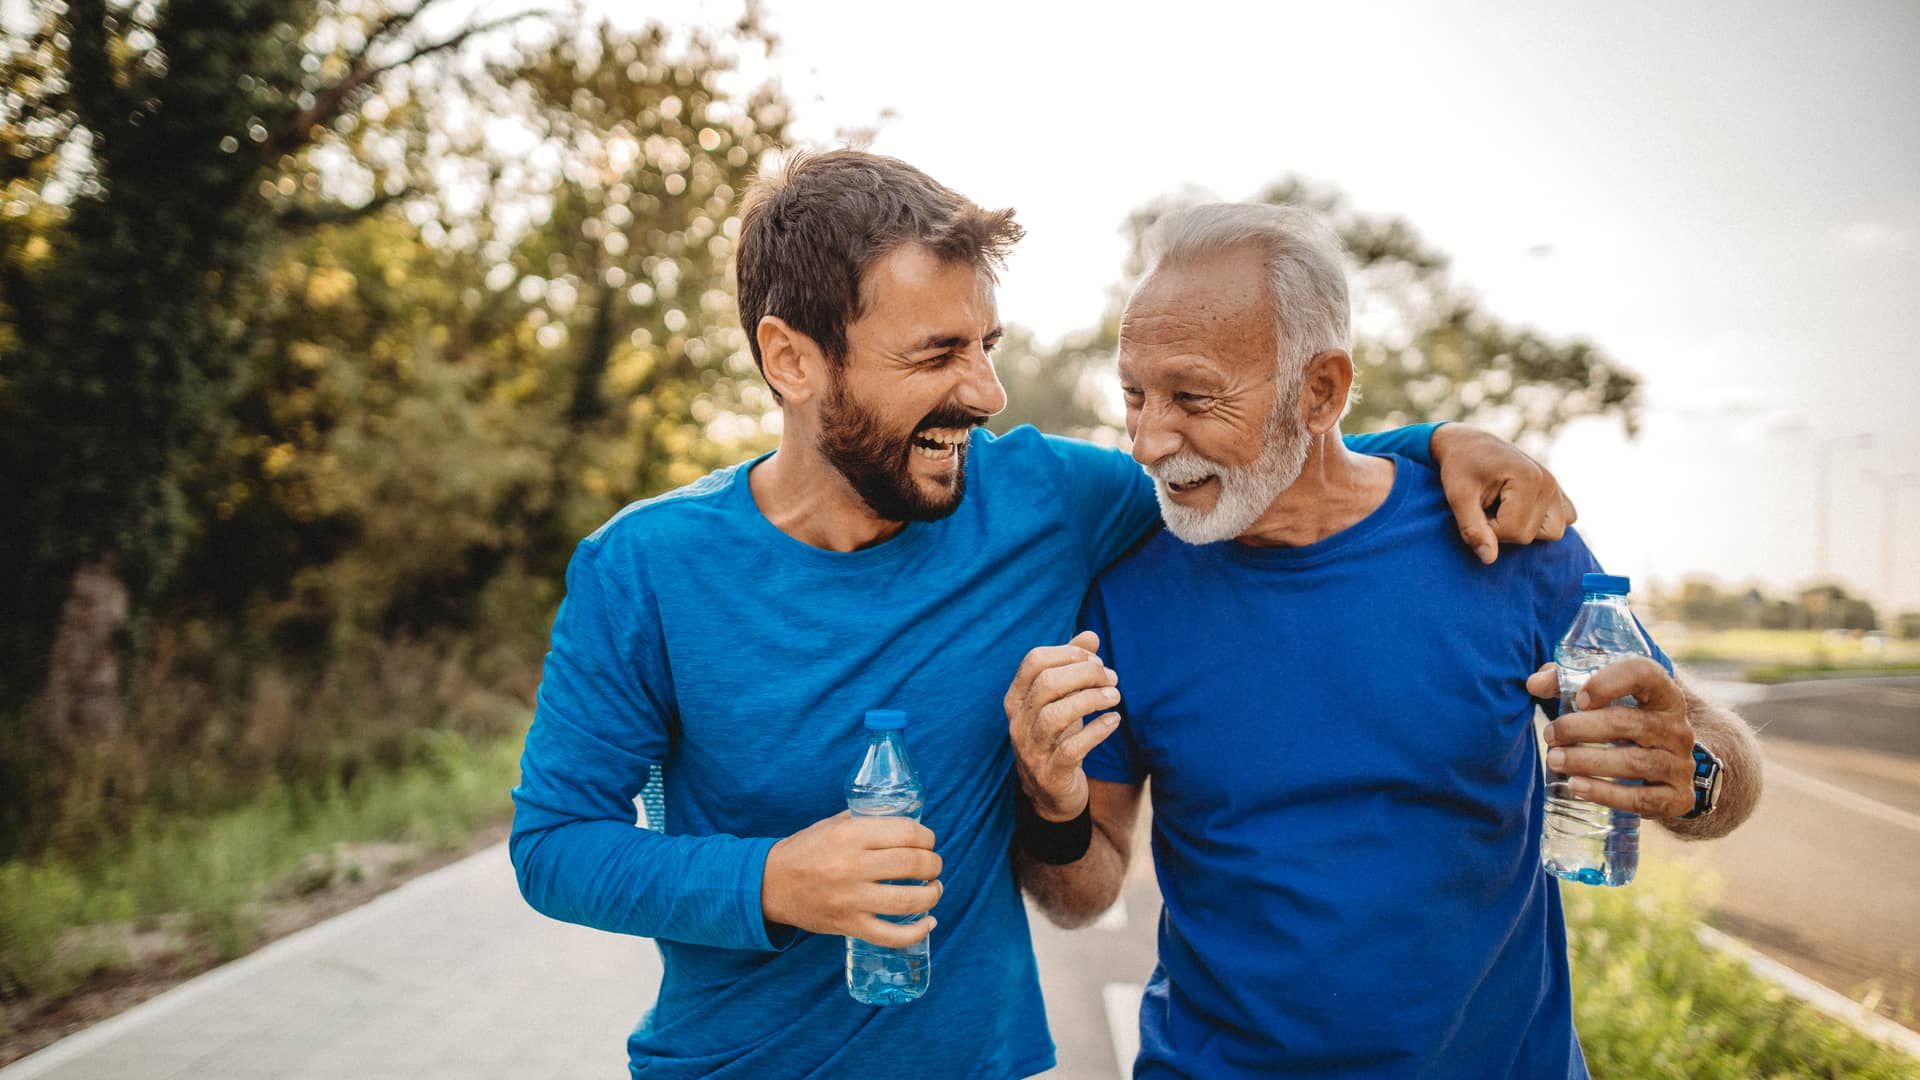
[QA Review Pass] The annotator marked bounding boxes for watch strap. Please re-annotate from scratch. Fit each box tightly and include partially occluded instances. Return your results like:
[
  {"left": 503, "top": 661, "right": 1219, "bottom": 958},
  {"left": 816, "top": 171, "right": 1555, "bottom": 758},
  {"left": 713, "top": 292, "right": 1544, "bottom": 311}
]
[{"left": 1680, "top": 740, "right": 1723, "bottom": 820}]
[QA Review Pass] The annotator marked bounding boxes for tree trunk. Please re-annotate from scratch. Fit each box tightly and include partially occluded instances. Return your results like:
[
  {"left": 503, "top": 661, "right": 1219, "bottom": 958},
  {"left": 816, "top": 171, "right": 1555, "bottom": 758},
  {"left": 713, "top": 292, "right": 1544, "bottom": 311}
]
[{"left": 34, "top": 555, "right": 130, "bottom": 753}]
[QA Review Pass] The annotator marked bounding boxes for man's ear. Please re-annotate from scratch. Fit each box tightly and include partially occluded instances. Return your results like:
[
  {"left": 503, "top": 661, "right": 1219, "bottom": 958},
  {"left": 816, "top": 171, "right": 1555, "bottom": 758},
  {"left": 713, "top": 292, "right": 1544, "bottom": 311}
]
[
  {"left": 757, "top": 315, "right": 825, "bottom": 405},
  {"left": 1299, "top": 349, "right": 1355, "bottom": 435}
]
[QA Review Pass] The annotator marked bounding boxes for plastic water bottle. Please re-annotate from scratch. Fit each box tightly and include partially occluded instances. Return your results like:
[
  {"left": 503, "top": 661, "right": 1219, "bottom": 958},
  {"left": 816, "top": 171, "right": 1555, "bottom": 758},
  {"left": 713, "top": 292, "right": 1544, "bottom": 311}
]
[
  {"left": 845, "top": 709, "right": 930, "bottom": 1005},
  {"left": 1542, "top": 573, "right": 1649, "bottom": 887}
]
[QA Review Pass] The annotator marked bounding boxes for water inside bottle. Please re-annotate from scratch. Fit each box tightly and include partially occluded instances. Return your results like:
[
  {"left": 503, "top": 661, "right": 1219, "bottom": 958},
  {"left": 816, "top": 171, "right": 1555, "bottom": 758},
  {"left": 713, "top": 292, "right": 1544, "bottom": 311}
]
[
  {"left": 845, "top": 786, "right": 930, "bottom": 1004},
  {"left": 1542, "top": 659, "right": 1640, "bottom": 887}
]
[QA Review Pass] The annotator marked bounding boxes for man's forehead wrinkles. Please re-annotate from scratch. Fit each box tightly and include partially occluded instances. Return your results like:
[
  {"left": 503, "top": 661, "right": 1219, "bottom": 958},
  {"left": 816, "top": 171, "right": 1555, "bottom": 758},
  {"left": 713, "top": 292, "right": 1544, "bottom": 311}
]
[
  {"left": 1117, "top": 347, "right": 1229, "bottom": 384},
  {"left": 1120, "top": 309, "right": 1216, "bottom": 346}
]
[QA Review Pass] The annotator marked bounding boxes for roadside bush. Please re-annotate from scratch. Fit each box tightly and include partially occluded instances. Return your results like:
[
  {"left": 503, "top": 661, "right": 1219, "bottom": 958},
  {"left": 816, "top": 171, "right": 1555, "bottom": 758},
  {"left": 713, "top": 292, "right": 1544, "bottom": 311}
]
[{"left": 1566, "top": 864, "right": 1914, "bottom": 1078}]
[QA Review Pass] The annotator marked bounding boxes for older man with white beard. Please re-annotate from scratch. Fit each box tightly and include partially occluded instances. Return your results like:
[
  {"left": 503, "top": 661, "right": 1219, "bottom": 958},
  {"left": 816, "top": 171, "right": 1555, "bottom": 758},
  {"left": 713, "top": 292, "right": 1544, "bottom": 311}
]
[{"left": 1004, "top": 204, "right": 1762, "bottom": 1079}]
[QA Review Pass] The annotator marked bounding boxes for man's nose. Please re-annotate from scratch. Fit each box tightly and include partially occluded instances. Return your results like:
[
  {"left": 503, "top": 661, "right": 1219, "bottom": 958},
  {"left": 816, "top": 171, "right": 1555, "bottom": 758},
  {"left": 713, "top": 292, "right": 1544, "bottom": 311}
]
[
  {"left": 956, "top": 345, "right": 1008, "bottom": 418},
  {"left": 1130, "top": 400, "right": 1182, "bottom": 466}
]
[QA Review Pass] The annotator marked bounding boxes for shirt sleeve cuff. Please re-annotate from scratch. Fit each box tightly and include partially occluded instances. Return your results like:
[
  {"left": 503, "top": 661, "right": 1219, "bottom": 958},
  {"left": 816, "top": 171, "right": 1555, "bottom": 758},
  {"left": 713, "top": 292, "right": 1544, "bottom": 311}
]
[{"left": 735, "top": 835, "right": 800, "bottom": 952}]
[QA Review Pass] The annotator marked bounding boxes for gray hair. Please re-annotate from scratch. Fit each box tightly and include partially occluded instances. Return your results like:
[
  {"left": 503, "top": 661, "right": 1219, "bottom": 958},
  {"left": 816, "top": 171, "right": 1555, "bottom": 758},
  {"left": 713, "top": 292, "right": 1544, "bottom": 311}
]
[{"left": 1139, "top": 203, "right": 1351, "bottom": 377}]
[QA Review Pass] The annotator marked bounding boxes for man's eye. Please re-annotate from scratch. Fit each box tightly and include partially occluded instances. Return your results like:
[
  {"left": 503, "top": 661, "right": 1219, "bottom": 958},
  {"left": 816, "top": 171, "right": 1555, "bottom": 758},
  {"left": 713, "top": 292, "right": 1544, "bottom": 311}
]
[
  {"left": 1121, "top": 387, "right": 1144, "bottom": 403},
  {"left": 1174, "top": 393, "right": 1214, "bottom": 408}
]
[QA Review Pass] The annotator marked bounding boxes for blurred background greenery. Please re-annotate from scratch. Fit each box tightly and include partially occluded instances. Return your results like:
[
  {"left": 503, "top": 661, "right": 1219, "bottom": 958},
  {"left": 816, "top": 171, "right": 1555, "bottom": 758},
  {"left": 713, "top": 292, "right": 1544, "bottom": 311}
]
[{"left": 1, "top": 0, "right": 1915, "bottom": 1072}]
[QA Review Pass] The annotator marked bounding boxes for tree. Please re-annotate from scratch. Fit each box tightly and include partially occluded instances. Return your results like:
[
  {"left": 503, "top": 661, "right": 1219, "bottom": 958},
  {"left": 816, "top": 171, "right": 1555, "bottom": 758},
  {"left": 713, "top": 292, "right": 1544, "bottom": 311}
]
[
  {"left": 992, "top": 177, "right": 1642, "bottom": 451},
  {"left": 1, "top": 3, "right": 794, "bottom": 854},
  {"left": 174, "top": 17, "right": 791, "bottom": 647},
  {"left": 1798, "top": 583, "right": 1877, "bottom": 633},
  {"left": 1, "top": 0, "right": 545, "bottom": 702},
  {"left": 0, "top": 0, "right": 787, "bottom": 851}
]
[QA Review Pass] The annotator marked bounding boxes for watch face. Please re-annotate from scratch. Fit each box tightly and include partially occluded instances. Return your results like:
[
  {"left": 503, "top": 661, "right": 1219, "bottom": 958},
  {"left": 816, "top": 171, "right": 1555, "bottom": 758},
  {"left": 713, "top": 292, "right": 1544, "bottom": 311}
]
[{"left": 1705, "top": 766, "right": 1724, "bottom": 808}]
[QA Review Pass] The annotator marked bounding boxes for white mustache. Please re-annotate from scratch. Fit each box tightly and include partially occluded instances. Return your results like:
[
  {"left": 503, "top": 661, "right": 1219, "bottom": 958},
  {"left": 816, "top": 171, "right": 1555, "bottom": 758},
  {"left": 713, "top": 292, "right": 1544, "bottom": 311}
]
[{"left": 1146, "top": 452, "right": 1226, "bottom": 486}]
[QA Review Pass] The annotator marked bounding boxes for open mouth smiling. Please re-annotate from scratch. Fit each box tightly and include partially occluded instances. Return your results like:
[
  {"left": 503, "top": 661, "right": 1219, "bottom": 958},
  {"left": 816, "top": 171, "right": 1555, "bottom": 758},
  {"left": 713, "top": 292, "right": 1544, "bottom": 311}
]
[
  {"left": 911, "top": 428, "right": 968, "bottom": 460},
  {"left": 1165, "top": 475, "right": 1216, "bottom": 493}
]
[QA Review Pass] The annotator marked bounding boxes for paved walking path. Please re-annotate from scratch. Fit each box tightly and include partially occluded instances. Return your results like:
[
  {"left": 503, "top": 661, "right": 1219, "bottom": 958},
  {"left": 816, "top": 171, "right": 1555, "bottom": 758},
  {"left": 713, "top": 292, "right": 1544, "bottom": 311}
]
[
  {"left": 2, "top": 847, "right": 659, "bottom": 1079},
  {"left": 1, "top": 842, "right": 1147, "bottom": 1080}
]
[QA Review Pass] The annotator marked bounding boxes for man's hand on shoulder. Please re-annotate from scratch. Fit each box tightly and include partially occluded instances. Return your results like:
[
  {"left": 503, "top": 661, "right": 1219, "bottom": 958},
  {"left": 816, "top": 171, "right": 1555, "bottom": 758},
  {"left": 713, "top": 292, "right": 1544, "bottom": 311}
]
[
  {"left": 1431, "top": 423, "right": 1576, "bottom": 564},
  {"left": 760, "top": 812, "right": 943, "bottom": 948},
  {"left": 1005, "top": 630, "right": 1124, "bottom": 821}
]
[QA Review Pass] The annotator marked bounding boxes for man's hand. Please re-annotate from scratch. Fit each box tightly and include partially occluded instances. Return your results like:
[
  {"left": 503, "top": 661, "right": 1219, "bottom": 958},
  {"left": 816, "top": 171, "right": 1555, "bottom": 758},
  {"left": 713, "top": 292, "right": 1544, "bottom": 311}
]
[
  {"left": 760, "top": 812, "right": 942, "bottom": 947},
  {"left": 1528, "top": 657, "right": 1698, "bottom": 818},
  {"left": 1431, "top": 423, "right": 1577, "bottom": 564},
  {"left": 1005, "top": 630, "right": 1123, "bottom": 822}
]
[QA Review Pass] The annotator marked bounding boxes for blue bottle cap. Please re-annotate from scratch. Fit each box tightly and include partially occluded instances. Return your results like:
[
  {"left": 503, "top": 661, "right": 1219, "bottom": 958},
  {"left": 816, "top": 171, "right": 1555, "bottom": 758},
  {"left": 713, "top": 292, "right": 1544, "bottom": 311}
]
[
  {"left": 864, "top": 709, "right": 907, "bottom": 730},
  {"left": 1581, "top": 573, "right": 1630, "bottom": 595}
]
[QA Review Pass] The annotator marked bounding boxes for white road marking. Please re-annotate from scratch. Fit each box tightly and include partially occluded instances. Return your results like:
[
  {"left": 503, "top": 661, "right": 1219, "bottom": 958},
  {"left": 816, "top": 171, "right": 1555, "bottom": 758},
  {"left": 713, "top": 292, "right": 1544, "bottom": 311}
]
[
  {"left": 1769, "top": 762, "right": 1920, "bottom": 834},
  {"left": 1102, "top": 981, "right": 1144, "bottom": 1080},
  {"left": 1690, "top": 678, "right": 1779, "bottom": 706}
]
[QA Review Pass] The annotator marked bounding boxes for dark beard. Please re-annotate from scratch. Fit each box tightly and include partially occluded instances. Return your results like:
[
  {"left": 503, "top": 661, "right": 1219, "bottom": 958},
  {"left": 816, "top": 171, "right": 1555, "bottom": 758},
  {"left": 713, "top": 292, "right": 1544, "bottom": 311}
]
[{"left": 817, "top": 375, "right": 976, "bottom": 523}]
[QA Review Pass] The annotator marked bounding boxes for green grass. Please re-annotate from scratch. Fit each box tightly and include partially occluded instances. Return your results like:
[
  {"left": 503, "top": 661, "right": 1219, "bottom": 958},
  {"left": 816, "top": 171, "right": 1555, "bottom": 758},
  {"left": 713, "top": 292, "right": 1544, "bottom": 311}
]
[
  {"left": 1666, "top": 628, "right": 1920, "bottom": 673},
  {"left": 0, "top": 726, "right": 524, "bottom": 1031},
  {"left": 1743, "top": 664, "right": 1920, "bottom": 685},
  {"left": 1565, "top": 863, "right": 1916, "bottom": 1077}
]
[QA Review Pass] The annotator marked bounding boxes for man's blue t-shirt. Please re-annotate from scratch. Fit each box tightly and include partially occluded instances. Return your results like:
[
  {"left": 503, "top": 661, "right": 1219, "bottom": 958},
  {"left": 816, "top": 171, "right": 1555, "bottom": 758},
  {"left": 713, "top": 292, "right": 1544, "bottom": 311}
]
[
  {"left": 1081, "top": 454, "right": 1670, "bottom": 1080},
  {"left": 511, "top": 424, "right": 1437, "bottom": 1078}
]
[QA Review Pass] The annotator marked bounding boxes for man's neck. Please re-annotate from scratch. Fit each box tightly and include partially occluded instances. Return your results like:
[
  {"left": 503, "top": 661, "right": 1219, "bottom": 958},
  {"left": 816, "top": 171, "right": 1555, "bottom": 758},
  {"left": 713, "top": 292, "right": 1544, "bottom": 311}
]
[
  {"left": 748, "top": 439, "right": 906, "bottom": 552},
  {"left": 1235, "top": 431, "right": 1396, "bottom": 548}
]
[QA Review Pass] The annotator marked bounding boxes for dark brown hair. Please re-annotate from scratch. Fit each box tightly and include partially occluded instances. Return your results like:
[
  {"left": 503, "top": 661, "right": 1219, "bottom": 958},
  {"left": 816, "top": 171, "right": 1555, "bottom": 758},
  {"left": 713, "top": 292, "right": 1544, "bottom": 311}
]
[{"left": 736, "top": 150, "right": 1024, "bottom": 400}]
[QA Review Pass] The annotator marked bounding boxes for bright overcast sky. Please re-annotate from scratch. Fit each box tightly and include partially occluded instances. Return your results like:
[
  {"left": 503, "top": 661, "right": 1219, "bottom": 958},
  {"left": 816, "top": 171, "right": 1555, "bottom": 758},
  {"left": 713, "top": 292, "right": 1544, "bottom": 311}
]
[{"left": 589, "top": 0, "right": 1920, "bottom": 607}]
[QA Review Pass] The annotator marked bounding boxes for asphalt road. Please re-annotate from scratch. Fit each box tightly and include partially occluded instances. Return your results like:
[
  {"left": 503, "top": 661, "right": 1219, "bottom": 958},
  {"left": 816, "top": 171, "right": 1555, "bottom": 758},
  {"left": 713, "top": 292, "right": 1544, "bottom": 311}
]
[{"left": 1650, "top": 676, "right": 1920, "bottom": 1029}]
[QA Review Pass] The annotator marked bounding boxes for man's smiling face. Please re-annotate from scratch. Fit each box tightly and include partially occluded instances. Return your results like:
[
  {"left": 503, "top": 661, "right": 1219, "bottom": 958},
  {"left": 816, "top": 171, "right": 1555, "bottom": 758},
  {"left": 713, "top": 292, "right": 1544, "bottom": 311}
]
[
  {"left": 1118, "top": 244, "right": 1311, "bottom": 544},
  {"left": 818, "top": 242, "right": 1008, "bottom": 522}
]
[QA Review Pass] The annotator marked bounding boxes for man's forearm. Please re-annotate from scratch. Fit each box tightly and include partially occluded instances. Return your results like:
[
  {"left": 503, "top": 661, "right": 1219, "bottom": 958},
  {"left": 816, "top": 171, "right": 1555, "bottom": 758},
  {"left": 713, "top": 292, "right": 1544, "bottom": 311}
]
[
  {"left": 1014, "top": 828, "right": 1131, "bottom": 930},
  {"left": 1660, "top": 678, "right": 1764, "bottom": 840},
  {"left": 1014, "top": 781, "right": 1143, "bottom": 929},
  {"left": 509, "top": 816, "right": 787, "bottom": 950}
]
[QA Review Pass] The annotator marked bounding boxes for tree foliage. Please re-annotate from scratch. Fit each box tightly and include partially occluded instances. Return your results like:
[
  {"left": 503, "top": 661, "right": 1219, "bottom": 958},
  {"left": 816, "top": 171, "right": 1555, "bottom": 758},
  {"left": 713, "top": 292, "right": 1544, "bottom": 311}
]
[
  {"left": 177, "top": 19, "right": 788, "bottom": 645},
  {"left": 1653, "top": 578, "right": 1887, "bottom": 633},
  {"left": 0, "top": 1, "right": 789, "bottom": 856},
  {"left": 993, "top": 177, "right": 1643, "bottom": 451}
]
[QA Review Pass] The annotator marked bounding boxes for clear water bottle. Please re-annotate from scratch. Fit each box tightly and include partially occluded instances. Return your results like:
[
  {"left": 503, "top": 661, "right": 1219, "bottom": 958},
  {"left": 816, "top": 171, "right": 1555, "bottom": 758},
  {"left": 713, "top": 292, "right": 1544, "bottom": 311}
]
[
  {"left": 845, "top": 709, "right": 930, "bottom": 1005},
  {"left": 1542, "top": 573, "right": 1649, "bottom": 887}
]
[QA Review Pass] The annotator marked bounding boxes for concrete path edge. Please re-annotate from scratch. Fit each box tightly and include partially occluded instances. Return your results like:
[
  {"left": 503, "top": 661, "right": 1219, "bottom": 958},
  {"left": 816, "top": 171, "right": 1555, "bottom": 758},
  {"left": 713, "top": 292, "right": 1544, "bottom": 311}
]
[{"left": 0, "top": 845, "right": 503, "bottom": 1079}]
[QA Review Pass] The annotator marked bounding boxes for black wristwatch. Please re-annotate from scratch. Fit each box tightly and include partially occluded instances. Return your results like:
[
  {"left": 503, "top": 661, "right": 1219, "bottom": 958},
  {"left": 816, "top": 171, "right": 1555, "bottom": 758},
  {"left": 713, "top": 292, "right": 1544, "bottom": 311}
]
[{"left": 1680, "top": 741, "right": 1725, "bottom": 820}]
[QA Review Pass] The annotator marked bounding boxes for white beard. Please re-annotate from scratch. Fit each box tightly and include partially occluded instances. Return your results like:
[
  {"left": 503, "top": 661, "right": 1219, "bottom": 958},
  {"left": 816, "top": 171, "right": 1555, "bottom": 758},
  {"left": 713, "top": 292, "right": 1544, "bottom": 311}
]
[{"left": 1146, "top": 390, "right": 1312, "bottom": 546}]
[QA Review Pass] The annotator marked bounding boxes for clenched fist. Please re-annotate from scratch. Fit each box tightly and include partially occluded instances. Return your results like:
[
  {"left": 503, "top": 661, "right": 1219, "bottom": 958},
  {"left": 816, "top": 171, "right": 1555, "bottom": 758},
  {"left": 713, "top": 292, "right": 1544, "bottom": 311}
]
[{"left": 1005, "top": 630, "right": 1124, "bottom": 822}]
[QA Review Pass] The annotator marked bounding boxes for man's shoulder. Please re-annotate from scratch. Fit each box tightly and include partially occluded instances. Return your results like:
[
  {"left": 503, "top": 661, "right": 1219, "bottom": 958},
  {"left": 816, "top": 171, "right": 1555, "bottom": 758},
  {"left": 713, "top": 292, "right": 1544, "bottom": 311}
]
[
  {"left": 1365, "top": 452, "right": 1454, "bottom": 535},
  {"left": 1378, "top": 453, "right": 1598, "bottom": 595},
  {"left": 973, "top": 424, "right": 1133, "bottom": 478},
  {"left": 584, "top": 459, "right": 751, "bottom": 555},
  {"left": 1380, "top": 449, "right": 1441, "bottom": 492},
  {"left": 1090, "top": 524, "right": 1186, "bottom": 596}
]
